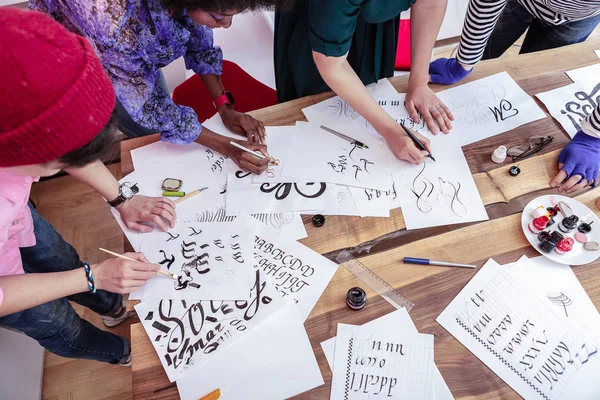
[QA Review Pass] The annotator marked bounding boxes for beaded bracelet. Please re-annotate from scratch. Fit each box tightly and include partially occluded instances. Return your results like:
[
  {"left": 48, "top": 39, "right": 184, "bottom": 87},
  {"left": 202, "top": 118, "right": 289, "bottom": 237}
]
[{"left": 83, "top": 262, "right": 96, "bottom": 294}]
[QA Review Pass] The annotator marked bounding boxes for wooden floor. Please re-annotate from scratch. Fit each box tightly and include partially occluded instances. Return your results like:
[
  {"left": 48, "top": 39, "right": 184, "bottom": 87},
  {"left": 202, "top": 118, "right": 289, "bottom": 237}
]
[{"left": 35, "top": 33, "right": 600, "bottom": 399}]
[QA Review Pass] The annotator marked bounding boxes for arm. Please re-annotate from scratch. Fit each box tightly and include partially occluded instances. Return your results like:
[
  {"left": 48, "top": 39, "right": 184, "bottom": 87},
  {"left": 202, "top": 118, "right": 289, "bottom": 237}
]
[
  {"left": 0, "top": 253, "right": 159, "bottom": 317},
  {"left": 405, "top": 0, "right": 454, "bottom": 134},
  {"left": 64, "top": 161, "right": 176, "bottom": 232},
  {"left": 429, "top": 0, "right": 506, "bottom": 85},
  {"left": 551, "top": 106, "right": 600, "bottom": 193}
]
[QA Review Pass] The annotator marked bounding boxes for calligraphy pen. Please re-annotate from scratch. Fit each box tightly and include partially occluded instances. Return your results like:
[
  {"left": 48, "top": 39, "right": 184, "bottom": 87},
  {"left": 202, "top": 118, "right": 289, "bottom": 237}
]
[
  {"left": 173, "top": 187, "right": 209, "bottom": 205},
  {"left": 399, "top": 123, "right": 436, "bottom": 162},
  {"left": 320, "top": 125, "right": 369, "bottom": 149},
  {"left": 229, "top": 141, "right": 278, "bottom": 165},
  {"left": 403, "top": 257, "right": 476, "bottom": 269},
  {"left": 99, "top": 248, "right": 178, "bottom": 280}
]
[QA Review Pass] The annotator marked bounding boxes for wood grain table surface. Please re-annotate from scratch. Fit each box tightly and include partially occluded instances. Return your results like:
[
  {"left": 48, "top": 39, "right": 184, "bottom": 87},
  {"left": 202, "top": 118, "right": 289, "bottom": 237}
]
[{"left": 122, "top": 38, "right": 600, "bottom": 399}]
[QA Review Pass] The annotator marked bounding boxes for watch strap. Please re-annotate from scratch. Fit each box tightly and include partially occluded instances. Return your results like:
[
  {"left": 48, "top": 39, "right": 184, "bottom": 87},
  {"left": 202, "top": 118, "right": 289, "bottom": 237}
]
[
  {"left": 213, "top": 92, "right": 233, "bottom": 109},
  {"left": 108, "top": 183, "right": 139, "bottom": 208}
]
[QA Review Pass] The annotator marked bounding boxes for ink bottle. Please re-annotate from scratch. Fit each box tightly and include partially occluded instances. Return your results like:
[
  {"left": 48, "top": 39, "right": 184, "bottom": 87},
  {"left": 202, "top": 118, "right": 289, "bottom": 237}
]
[
  {"left": 555, "top": 238, "right": 574, "bottom": 255},
  {"left": 529, "top": 216, "right": 549, "bottom": 234},
  {"left": 346, "top": 287, "right": 367, "bottom": 310},
  {"left": 558, "top": 215, "right": 579, "bottom": 234}
]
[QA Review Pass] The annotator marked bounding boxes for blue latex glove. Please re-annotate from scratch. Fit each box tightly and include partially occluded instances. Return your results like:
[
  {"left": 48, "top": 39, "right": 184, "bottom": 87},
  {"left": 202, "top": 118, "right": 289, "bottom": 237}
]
[
  {"left": 552, "top": 131, "right": 600, "bottom": 191},
  {"left": 429, "top": 58, "right": 472, "bottom": 85}
]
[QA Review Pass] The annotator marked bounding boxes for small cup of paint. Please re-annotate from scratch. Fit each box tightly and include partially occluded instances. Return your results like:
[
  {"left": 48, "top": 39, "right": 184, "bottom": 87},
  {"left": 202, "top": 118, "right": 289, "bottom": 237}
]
[
  {"left": 578, "top": 221, "right": 593, "bottom": 233},
  {"left": 549, "top": 231, "right": 564, "bottom": 244},
  {"left": 558, "top": 215, "right": 579, "bottom": 233},
  {"left": 530, "top": 206, "right": 548, "bottom": 219},
  {"left": 539, "top": 239, "right": 557, "bottom": 253},
  {"left": 555, "top": 237, "right": 574, "bottom": 255},
  {"left": 537, "top": 231, "right": 551, "bottom": 242},
  {"left": 346, "top": 287, "right": 367, "bottom": 310},
  {"left": 529, "top": 216, "right": 549, "bottom": 234}
]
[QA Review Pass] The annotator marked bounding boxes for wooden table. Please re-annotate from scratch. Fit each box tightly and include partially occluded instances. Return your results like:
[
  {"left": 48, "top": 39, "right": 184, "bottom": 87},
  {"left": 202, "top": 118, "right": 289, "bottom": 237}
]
[{"left": 124, "top": 39, "right": 600, "bottom": 399}]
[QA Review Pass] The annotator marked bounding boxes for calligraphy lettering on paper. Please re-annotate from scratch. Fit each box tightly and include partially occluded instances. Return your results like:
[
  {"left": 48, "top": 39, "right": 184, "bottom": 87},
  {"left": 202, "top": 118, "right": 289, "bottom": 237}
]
[{"left": 559, "top": 82, "right": 600, "bottom": 132}]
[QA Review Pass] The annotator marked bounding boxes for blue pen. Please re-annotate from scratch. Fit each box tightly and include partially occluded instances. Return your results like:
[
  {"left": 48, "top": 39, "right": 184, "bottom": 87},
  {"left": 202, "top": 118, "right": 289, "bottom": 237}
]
[{"left": 403, "top": 257, "right": 476, "bottom": 269}]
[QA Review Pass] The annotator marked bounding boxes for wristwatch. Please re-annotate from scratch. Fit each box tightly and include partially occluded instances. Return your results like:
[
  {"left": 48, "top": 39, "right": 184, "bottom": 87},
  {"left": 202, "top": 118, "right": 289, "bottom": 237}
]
[
  {"left": 213, "top": 91, "right": 235, "bottom": 110},
  {"left": 108, "top": 182, "right": 139, "bottom": 208}
]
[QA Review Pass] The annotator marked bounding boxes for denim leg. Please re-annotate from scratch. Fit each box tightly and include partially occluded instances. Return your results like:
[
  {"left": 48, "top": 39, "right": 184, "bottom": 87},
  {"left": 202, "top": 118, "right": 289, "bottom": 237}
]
[
  {"left": 520, "top": 13, "right": 600, "bottom": 54},
  {"left": 0, "top": 298, "right": 128, "bottom": 364},
  {"left": 481, "top": 0, "right": 534, "bottom": 60},
  {"left": 115, "top": 71, "right": 169, "bottom": 138},
  {"left": 20, "top": 205, "right": 122, "bottom": 316}
]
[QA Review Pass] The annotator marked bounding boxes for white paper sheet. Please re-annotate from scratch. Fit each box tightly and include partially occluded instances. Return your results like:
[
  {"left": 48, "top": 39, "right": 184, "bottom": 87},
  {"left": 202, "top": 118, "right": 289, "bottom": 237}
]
[
  {"left": 202, "top": 113, "right": 247, "bottom": 140},
  {"left": 130, "top": 140, "right": 237, "bottom": 222},
  {"left": 226, "top": 172, "right": 337, "bottom": 215},
  {"left": 239, "top": 212, "right": 338, "bottom": 320},
  {"left": 393, "top": 132, "right": 488, "bottom": 229},
  {"left": 181, "top": 205, "right": 308, "bottom": 240},
  {"left": 595, "top": 50, "right": 600, "bottom": 59},
  {"left": 320, "top": 185, "right": 362, "bottom": 216},
  {"left": 251, "top": 126, "right": 301, "bottom": 184},
  {"left": 321, "top": 309, "right": 454, "bottom": 400},
  {"left": 176, "top": 306, "right": 324, "bottom": 400},
  {"left": 437, "top": 257, "right": 600, "bottom": 400},
  {"left": 330, "top": 323, "right": 435, "bottom": 400},
  {"left": 505, "top": 256, "right": 600, "bottom": 336},
  {"left": 348, "top": 183, "right": 403, "bottom": 218},
  {"left": 135, "top": 270, "right": 284, "bottom": 382},
  {"left": 565, "top": 63, "right": 600, "bottom": 83},
  {"left": 302, "top": 78, "right": 399, "bottom": 126},
  {"left": 435, "top": 71, "right": 547, "bottom": 145},
  {"left": 536, "top": 78, "right": 600, "bottom": 138},
  {"left": 359, "top": 95, "right": 432, "bottom": 136},
  {"left": 281, "top": 122, "right": 393, "bottom": 190},
  {"left": 136, "top": 221, "right": 255, "bottom": 300}
]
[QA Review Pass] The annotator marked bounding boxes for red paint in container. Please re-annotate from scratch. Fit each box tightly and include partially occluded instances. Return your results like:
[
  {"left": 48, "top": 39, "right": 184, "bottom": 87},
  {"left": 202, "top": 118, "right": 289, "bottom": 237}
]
[
  {"left": 529, "top": 216, "right": 549, "bottom": 234},
  {"left": 555, "top": 238, "right": 574, "bottom": 255}
]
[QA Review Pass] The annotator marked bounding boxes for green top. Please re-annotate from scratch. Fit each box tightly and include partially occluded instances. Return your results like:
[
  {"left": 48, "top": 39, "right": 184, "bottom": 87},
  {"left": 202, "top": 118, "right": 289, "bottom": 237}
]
[{"left": 275, "top": 0, "right": 415, "bottom": 103}]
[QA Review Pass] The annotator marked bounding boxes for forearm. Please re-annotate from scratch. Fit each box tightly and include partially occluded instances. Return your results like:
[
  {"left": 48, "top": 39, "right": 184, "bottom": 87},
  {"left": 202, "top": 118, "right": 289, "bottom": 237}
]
[
  {"left": 0, "top": 269, "right": 87, "bottom": 317},
  {"left": 195, "top": 126, "right": 230, "bottom": 154},
  {"left": 456, "top": 0, "right": 506, "bottom": 65},
  {"left": 65, "top": 160, "right": 120, "bottom": 202},
  {"left": 409, "top": 0, "right": 447, "bottom": 87},
  {"left": 199, "top": 74, "right": 226, "bottom": 99},
  {"left": 582, "top": 105, "right": 600, "bottom": 138},
  {"left": 313, "top": 52, "right": 398, "bottom": 140}
]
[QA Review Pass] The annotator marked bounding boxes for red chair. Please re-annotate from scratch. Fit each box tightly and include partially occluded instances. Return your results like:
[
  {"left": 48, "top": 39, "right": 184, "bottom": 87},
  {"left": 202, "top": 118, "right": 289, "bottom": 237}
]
[
  {"left": 395, "top": 18, "right": 411, "bottom": 71},
  {"left": 172, "top": 60, "right": 278, "bottom": 122}
]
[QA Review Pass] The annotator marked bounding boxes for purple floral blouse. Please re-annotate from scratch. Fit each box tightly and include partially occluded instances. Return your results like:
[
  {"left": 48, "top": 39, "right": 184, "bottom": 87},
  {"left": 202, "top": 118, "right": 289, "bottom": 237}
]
[{"left": 30, "top": 0, "right": 223, "bottom": 144}]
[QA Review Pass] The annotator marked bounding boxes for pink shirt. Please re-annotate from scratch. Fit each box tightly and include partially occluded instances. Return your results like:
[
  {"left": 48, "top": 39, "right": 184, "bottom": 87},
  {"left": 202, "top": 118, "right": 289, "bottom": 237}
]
[{"left": 0, "top": 170, "right": 38, "bottom": 307}]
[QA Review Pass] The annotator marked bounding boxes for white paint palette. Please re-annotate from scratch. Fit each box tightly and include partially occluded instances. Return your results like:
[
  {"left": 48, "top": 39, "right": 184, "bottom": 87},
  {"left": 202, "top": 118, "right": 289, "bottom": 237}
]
[{"left": 521, "top": 195, "right": 600, "bottom": 265}]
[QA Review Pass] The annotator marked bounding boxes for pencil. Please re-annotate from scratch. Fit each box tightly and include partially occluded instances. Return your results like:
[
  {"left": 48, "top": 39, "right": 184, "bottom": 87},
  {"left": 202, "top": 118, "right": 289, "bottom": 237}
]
[
  {"left": 99, "top": 248, "right": 178, "bottom": 279},
  {"left": 173, "top": 187, "right": 208, "bottom": 205},
  {"left": 399, "top": 123, "right": 436, "bottom": 162},
  {"left": 229, "top": 141, "right": 278, "bottom": 165},
  {"left": 199, "top": 389, "right": 221, "bottom": 400}
]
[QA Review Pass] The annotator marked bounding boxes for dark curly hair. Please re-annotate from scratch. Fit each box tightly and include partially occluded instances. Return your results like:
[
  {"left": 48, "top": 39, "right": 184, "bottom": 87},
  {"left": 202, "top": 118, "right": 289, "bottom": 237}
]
[{"left": 162, "top": 0, "right": 295, "bottom": 13}]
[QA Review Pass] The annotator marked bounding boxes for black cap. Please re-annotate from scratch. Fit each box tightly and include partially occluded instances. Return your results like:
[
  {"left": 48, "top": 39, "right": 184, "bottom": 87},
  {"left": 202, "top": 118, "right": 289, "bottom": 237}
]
[
  {"left": 346, "top": 287, "right": 367, "bottom": 310},
  {"left": 509, "top": 165, "right": 521, "bottom": 176},
  {"left": 312, "top": 214, "right": 325, "bottom": 227}
]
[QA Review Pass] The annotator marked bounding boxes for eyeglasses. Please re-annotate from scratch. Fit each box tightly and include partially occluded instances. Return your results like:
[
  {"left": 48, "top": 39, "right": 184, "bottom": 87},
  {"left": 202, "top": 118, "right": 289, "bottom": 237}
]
[{"left": 507, "top": 135, "right": 554, "bottom": 162}]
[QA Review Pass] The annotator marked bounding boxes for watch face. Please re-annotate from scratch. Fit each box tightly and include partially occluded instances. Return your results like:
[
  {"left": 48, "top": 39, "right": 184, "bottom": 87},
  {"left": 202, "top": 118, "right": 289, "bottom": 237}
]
[{"left": 121, "top": 183, "right": 134, "bottom": 198}]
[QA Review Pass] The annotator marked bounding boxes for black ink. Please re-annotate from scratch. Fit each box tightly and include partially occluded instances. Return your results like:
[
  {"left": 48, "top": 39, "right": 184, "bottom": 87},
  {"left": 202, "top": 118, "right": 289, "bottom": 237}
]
[
  {"left": 166, "top": 232, "right": 180, "bottom": 242},
  {"left": 188, "top": 227, "right": 202, "bottom": 236},
  {"left": 159, "top": 250, "right": 175, "bottom": 270},
  {"left": 488, "top": 99, "right": 519, "bottom": 122}
]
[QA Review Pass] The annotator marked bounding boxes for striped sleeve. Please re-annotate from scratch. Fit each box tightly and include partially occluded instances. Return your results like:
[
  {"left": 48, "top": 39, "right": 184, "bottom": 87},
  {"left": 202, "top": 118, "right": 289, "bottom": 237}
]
[
  {"left": 581, "top": 105, "right": 600, "bottom": 138},
  {"left": 456, "top": 0, "right": 507, "bottom": 65}
]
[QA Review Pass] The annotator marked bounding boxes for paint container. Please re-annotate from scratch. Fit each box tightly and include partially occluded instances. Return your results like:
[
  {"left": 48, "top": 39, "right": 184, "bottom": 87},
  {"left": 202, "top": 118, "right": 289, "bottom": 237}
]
[
  {"left": 550, "top": 231, "right": 564, "bottom": 244},
  {"left": 575, "top": 232, "right": 588, "bottom": 244},
  {"left": 547, "top": 217, "right": 556, "bottom": 227},
  {"left": 312, "top": 214, "right": 325, "bottom": 227},
  {"left": 584, "top": 241, "right": 600, "bottom": 251},
  {"left": 530, "top": 206, "right": 548, "bottom": 219},
  {"left": 346, "top": 287, "right": 367, "bottom": 310},
  {"left": 539, "top": 239, "right": 557, "bottom": 253},
  {"left": 537, "top": 231, "right": 551, "bottom": 242},
  {"left": 555, "top": 238, "right": 574, "bottom": 255},
  {"left": 491, "top": 146, "right": 507, "bottom": 163},
  {"left": 558, "top": 215, "right": 579, "bottom": 233},
  {"left": 529, "top": 216, "right": 549, "bottom": 234},
  {"left": 509, "top": 165, "right": 521, "bottom": 176},
  {"left": 578, "top": 221, "right": 593, "bottom": 233},
  {"left": 558, "top": 201, "right": 573, "bottom": 218},
  {"left": 546, "top": 207, "right": 558, "bottom": 217}
]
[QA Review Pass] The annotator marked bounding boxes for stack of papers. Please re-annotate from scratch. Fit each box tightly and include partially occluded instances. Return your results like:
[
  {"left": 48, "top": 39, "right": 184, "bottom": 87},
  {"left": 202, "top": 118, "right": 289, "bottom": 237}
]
[{"left": 322, "top": 309, "right": 453, "bottom": 399}]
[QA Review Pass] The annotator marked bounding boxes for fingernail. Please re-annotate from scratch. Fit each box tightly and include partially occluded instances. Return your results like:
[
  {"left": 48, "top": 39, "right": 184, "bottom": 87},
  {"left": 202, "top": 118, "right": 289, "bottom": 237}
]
[{"left": 551, "top": 183, "right": 557, "bottom": 188}]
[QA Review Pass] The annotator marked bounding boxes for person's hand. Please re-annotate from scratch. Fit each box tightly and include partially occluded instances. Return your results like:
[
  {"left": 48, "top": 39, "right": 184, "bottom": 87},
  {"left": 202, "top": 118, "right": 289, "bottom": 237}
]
[
  {"left": 219, "top": 105, "right": 266, "bottom": 143},
  {"left": 406, "top": 84, "right": 454, "bottom": 135},
  {"left": 386, "top": 125, "right": 431, "bottom": 164},
  {"left": 227, "top": 138, "right": 271, "bottom": 174},
  {"left": 116, "top": 195, "right": 176, "bottom": 233},
  {"left": 429, "top": 58, "right": 473, "bottom": 85},
  {"left": 550, "top": 131, "right": 600, "bottom": 193},
  {"left": 91, "top": 252, "right": 160, "bottom": 294}
]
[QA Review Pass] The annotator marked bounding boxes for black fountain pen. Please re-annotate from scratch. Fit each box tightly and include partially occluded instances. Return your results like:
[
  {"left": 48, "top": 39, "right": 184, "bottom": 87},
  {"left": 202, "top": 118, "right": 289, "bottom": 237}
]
[{"left": 400, "top": 123, "right": 436, "bottom": 162}]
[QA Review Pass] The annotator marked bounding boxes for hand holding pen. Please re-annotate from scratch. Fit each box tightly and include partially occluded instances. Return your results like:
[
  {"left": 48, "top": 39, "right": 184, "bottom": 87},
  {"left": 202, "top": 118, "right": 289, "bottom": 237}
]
[
  {"left": 229, "top": 140, "right": 277, "bottom": 174},
  {"left": 400, "top": 123, "right": 436, "bottom": 162},
  {"left": 385, "top": 124, "right": 433, "bottom": 165}
]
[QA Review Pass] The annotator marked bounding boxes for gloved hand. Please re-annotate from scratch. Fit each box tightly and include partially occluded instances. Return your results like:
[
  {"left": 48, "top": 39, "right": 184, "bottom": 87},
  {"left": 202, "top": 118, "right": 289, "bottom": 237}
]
[
  {"left": 551, "top": 131, "right": 600, "bottom": 193},
  {"left": 429, "top": 58, "right": 472, "bottom": 85}
]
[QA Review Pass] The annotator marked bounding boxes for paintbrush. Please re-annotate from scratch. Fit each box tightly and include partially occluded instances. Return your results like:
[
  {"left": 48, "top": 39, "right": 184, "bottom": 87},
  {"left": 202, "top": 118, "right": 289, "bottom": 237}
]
[
  {"left": 173, "top": 187, "right": 209, "bottom": 205},
  {"left": 99, "top": 247, "right": 178, "bottom": 280}
]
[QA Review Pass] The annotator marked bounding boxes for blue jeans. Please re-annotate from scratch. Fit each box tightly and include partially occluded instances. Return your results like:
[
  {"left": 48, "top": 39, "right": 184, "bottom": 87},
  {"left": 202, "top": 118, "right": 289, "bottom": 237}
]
[
  {"left": 482, "top": 0, "right": 600, "bottom": 60},
  {"left": 0, "top": 206, "right": 129, "bottom": 364},
  {"left": 115, "top": 71, "right": 169, "bottom": 138}
]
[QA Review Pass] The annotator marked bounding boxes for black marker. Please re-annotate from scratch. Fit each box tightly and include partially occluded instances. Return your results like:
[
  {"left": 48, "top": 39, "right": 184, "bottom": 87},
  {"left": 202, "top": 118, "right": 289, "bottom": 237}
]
[{"left": 400, "top": 123, "right": 436, "bottom": 162}]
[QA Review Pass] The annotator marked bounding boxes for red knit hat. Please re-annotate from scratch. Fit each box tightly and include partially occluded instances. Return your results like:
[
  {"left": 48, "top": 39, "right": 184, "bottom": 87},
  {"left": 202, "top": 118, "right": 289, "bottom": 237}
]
[{"left": 0, "top": 8, "right": 116, "bottom": 167}]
